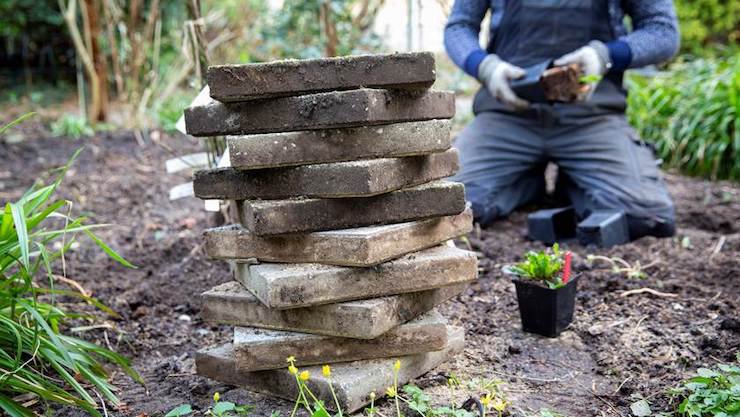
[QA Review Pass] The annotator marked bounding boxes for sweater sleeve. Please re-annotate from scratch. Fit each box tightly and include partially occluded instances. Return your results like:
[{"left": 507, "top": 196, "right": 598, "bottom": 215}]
[
  {"left": 620, "top": 0, "right": 680, "bottom": 68},
  {"left": 444, "top": 0, "right": 490, "bottom": 78}
]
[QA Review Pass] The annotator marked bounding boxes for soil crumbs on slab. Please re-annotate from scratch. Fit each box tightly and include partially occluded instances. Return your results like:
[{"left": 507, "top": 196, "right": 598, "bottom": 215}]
[{"left": 1, "top": 130, "right": 737, "bottom": 417}]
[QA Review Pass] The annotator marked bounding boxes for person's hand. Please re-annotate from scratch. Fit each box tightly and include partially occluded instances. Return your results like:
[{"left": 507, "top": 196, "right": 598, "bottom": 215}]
[
  {"left": 554, "top": 40, "right": 611, "bottom": 101},
  {"left": 478, "top": 54, "right": 529, "bottom": 110}
]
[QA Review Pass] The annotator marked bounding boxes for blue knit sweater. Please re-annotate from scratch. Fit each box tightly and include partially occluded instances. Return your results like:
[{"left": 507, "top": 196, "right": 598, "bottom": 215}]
[{"left": 445, "top": 0, "right": 680, "bottom": 78}]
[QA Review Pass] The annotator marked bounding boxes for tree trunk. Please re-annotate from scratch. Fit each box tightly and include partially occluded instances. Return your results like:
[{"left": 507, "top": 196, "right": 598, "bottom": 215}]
[
  {"left": 187, "top": 0, "right": 209, "bottom": 86},
  {"left": 82, "top": 0, "right": 108, "bottom": 121},
  {"left": 320, "top": 2, "right": 338, "bottom": 57},
  {"left": 102, "top": 4, "right": 124, "bottom": 98}
]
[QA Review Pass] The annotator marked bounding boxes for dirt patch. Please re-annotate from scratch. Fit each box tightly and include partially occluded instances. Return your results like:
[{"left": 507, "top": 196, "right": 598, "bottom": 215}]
[{"left": 1, "top": 128, "right": 737, "bottom": 416}]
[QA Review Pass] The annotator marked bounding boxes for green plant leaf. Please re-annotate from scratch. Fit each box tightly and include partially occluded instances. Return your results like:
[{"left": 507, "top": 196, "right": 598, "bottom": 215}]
[
  {"left": 165, "top": 404, "right": 193, "bottom": 417},
  {"left": 213, "top": 401, "right": 237, "bottom": 415},
  {"left": 0, "top": 112, "right": 36, "bottom": 136},
  {"left": 9, "top": 203, "right": 29, "bottom": 269},
  {"left": 82, "top": 228, "right": 136, "bottom": 269},
  {"left": 630, "top": 399, "right": 652, "bottom": 416},
  {"left": 0, "top": 394, "right": 34, "bottom": 417},
  {"left": 697, "top": 368, "right": 720, "bottom": 378},
  {"left": 310, "top": 408, "right": 330, "bottom": 417}
]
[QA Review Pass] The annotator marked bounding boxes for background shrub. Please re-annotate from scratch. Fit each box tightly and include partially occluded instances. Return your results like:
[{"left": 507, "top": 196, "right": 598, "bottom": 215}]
[
  {"left": 674, "top": 0, "right": 740, "bottom": 55},
  {"left": 627, "top": 57, "right": 739, "bottom": 181}
]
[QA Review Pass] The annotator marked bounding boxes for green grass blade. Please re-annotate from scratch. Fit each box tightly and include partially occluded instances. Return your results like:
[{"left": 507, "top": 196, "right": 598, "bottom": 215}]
[
  {"left": 82, "top": 229, "right": 136, "bottom": 269},
  {"left": 9, "top": 203, "right": 29, "bottom": 269},
  {"left": 0, "top": 112, "right": 36, "bottom": 136},
  {"left": 0, "top": 394, "right": 34, "bottom": 417}
]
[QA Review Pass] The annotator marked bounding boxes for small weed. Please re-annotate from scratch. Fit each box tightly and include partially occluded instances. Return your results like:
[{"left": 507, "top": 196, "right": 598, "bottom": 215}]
[
  {"left": 586, "top": 255, "right": 658, "bottom": 279},
  {"left": 164, "top": 392, "right": 255, "bottom": 417},
  {"left": 667, "top": 357, "right": 740, "bottom": 416},
  {"left": 165, "top": 404, "right": 194, "bottom": 417},
  {"left": 51, "top": 114, "right": 95, "bottom": 139},
  {"left": 280, "top": 357, "right": 512, "bottom": 417}
]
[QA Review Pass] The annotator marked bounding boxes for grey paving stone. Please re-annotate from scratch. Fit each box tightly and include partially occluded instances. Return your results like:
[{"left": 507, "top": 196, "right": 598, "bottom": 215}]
[
  {"left": 238, "top": 245, "right": 478, "bottom": 309},
  {"left": 208, "top": 52, "right": 436, "bottom": 102},
  {"left": 232, "top": 310, "right": 448, "bottom": 371},
  {"left": 195, "top": 325, "right": 464, "bottom": 413},
  {"left": 193, "top": 149, "right": 459, "bottom": 200},
  {"left": 204, "top": 207, "right": 473, "bottom": 266},
  {"left": 184, "top": 89, "right": 455, "bottom": 136},
  {"left": 236, "top": 180, "right": 466, "bottom": 235},
  {"left": 201, "top": 281, "right": 466, "bottom": 339},
  {"left": 227, "top": 119, "right": 451, "bottom": 170}
]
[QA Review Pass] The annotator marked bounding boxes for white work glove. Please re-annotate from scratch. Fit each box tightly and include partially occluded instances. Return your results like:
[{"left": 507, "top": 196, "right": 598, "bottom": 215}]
[
  {"left": 554, "top": 40, "right": 612, "bottom": 101},
  {"left": 478, "top": 54, "right": 529, "bottom": 110}
]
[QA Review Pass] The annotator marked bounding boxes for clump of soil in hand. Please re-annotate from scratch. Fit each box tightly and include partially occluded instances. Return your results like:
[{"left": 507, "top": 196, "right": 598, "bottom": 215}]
[{"left": 541, "top": 63, "right": 584, "bottom": 102}]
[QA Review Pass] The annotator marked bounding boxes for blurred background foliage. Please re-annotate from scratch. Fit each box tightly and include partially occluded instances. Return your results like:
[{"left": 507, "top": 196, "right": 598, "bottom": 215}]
[
  {"left": 0, "top": 0, "right": 737, "bottom": 180},
  {"left": 674, "top": 0, "right": 739, "bottom": 56},
  {"left": 627, "top": 57, "right": 739, "bottom": 180}
]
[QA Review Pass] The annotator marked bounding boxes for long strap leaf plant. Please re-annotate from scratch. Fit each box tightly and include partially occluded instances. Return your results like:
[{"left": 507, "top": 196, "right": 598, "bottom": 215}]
[{"left": 0, "top": 114, "right": 142, "bottom": 416}]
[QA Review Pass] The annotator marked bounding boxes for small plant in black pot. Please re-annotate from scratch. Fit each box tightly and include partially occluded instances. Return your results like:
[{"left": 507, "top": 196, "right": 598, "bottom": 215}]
[{"left": 505, "top": 244, "right": 577, "bottom": 338}]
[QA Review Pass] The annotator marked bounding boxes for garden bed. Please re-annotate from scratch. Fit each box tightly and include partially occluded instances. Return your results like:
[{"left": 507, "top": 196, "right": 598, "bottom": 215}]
[{"left": 2, "top": 128, "right": 738, "bottom": 416}]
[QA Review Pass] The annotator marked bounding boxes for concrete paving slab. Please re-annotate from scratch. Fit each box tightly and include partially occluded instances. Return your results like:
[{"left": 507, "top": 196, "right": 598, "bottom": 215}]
[
  {"left": 232, "top": 310, "right": 448, "bottom": 371},
  {"left": 196, "top": 325, "right": 464, "bottom": 413},
  {"left": 201, "top": 281, "right": 466, "bottom": 339},
  {"left": 208, "top": 52, "right": 436, "bottom": 102},
  {"left": 236, "top": 180, "right": 466, "bottom": 235},
  {"left": 204, "top": 208, "right": 473, "bottom": 266},
  {"left": 238, "top": 245, "right": 478, "bottom": 309},
  {"left": 227, "top": 119, "right": 451, "bottom": 170},
  {"left": 184, "top": 89, "right": 455, "bottom": 136},
  {"left": 193, "top": 149, "right": 459, "bottom": 200}
]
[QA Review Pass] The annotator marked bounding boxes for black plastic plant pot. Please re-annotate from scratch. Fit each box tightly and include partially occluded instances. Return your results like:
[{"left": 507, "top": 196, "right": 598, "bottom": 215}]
[
  {"left": 513, "top": 275, "right": 579, "bottom": 338},
  {"left": 527, "top": 206, "right": 577, "bottom": 245},
  {"left": 510, "top": 60, "right": 551, "bottom": 103}
]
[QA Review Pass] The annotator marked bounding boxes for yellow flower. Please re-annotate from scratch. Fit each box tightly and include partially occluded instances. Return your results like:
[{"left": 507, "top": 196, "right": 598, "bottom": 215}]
[
  {"left": 385, "top": 386, "right": 396, "bottom": 398},
  {"left": 322, "top": 365, "right": 331, "bottom": 378},
  {"left": 393, "top": 360, "right": 401, "bottom": 371},
  {"left": 480, "top": 393, "right": 492, "bottom": 407},
  {"left": 213, "top": 392, "right": 220, "bottom": 402},
  {"left": 299, "top": 370, "right": 311, "bottom": 381},
  {"left": 286, "top": 355, "right": 296, "bottom": 364},
  {"left": 288, "top": 365, "right": 298, "bottom": 375},
  {"left": 369, "top": 391, "right": 376, "bottom": 401},
  {"left": 491, "top": 397, "right": 508, "bottom": 412}
]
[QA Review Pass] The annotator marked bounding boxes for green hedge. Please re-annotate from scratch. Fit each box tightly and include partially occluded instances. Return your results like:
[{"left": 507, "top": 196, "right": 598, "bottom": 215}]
[
  {"left": 627, "top": 57, "right": 739, "bottom": 181},
  {"left": 675, "top": 0, "right": 739, "bottom": 55}
]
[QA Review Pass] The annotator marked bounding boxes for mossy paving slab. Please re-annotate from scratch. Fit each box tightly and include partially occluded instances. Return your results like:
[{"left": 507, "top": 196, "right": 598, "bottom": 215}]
[
  {"left": 184, "top": 89, "right": 455, "bottom": 137},
  {"left": 193, "top": 149, "right": 459, "bottom": 200},
  {"left": 201, "top": 281, "right": 466, "bottom": 339},
  {"left": 195, "top": 325, "right": 464, "bottom": 413},
  {"left": 204, "top": 208, "right": 473, "bottom": 266},
  {"left": 237, "top": 245, "right": 478, "bottom": 309},
  {"left": 236, "top": 180, "right": 466, "bottom": 236},
  {"left": 227, "top": 119, "right": 451, "bottom": 170},
  {"left": 232, "top": 309, "right": 448, "bottom": 371},
  {"left": 208, "top": 52, "right": 436, "bottom": 102}
]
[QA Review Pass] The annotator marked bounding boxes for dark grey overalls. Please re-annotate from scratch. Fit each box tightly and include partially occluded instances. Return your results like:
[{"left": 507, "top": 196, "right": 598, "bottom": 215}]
[{"left": 453, "top": 0, "right": 676, "bottom": 239}]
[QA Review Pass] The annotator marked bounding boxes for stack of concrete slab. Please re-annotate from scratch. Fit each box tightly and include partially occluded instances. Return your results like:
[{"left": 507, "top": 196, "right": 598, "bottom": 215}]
[{"left": 184, "top": 52, "right": 476, "bottom": 413}]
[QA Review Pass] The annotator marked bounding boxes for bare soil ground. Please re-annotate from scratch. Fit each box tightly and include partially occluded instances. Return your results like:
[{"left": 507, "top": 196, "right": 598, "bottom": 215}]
[{"left": 1, "top": 128, "right": 738, "bottom": 417}]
